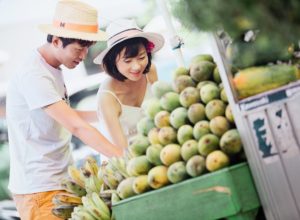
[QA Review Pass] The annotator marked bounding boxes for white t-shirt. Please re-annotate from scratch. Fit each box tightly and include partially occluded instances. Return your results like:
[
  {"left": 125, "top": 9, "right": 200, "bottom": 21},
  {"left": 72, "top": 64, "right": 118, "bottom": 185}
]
[{"left": 6, "top": 50, "right": 73, "bottom": 194}]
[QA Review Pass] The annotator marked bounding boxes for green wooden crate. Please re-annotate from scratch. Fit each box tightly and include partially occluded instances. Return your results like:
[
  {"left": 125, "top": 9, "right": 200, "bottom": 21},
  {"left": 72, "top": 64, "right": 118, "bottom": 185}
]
[{"left": 112, "top": 162, "right": 261, "bottom": 220}]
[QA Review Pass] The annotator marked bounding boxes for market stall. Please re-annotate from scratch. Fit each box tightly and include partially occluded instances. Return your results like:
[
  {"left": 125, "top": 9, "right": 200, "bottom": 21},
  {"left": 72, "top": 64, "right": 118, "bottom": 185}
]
[{"left": 40, "top": 0, "right": 300, "bottom": 219}]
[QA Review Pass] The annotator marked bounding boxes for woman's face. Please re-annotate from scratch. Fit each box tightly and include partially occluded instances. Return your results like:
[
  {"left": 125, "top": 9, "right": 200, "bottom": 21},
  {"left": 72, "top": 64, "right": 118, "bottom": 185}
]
[{"left": 115, "top": 45, "right": 149, "bottom": 81}]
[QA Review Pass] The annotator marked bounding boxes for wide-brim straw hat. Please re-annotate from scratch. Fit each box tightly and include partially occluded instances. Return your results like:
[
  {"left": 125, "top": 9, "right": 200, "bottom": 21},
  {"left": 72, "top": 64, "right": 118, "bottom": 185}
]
[
  {"left": 94, "top": 18, "right": 165, "bottom": 64},
  {"left": 38, "top": 0, "right": 107, "bottom": 41}
]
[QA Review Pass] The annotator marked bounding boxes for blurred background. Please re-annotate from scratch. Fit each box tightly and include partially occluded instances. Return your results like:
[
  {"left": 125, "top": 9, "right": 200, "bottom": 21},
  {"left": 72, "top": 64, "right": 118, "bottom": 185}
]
[
  {"left": 0, "top": 0, "right": 212, "bottom": 218},
  {"left": 1, "top": 0, "right": 298, "bottom": 218}
]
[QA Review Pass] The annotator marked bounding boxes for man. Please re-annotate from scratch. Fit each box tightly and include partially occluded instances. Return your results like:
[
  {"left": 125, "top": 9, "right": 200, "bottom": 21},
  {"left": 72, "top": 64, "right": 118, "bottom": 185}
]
[{"left": 5, "top": 0, "right": 123, "bottom": 219}]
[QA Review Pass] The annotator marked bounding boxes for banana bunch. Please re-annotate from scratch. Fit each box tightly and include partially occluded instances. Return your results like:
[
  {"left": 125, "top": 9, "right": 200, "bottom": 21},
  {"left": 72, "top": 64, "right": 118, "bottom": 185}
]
[
  {"left": 52, "top": 192, "right": 83, "bottom": 206},
  {"left": 109, "top": 156, "right": 129, "bottom": 178},
  {"left": 81, "top": 192, "right": 111, "bottom": 220},
  {"left": 84, "top": 156, "right": 99, "bottom": 176},
  {"left": 98, "top": 162, "right": 124, "bottom": 190},
  {"left": 77, "top": 156, "right": 104, "bottom": 194},
  {"left": 52, "top": 192, "right": 82, "bottom": 219},
  {"left": 61, "top": 178, "right": 87, "bottom": 197},
  {"left": 99, "top": 189, "right": 119, "bottom": 208},
  {"left": 68, "top": 165, "right": 85, "bottom": 188},
  {"left": 81, "top": 166, "right": 103, "bottom": 194},
  {"left": 71, "top": 205, "right": 96, "bottom": 220},
  {"left": 52, "top": 204, "right": 75, "bottom": 219}
]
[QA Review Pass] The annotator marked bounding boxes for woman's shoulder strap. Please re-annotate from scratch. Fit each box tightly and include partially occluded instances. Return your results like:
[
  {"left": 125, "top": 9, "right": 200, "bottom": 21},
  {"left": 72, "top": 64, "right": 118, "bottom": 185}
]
[{"left": 98, "top": 89, "right": 122, "bottom": 106}]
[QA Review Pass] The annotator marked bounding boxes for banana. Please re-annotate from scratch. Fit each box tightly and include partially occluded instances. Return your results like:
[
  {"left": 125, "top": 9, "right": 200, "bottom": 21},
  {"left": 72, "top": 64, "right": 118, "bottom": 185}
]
[
  {"left": 108, "top": 157, "right": 119, "bottom": 170},
  {"left": 125, "top": 148, "right": 137, "bottom": 161},
  {"left": 85, "top": 156, "right": 99, "bottom": 176},
  {"left": 93, "top": 175, "right": 103, "bottom": 193},
  {"left": 98, "top": 165, "right": 111, "bottom": 190},
  {"left": 111, "top": 192, "right": 121, "bottom": 205},
  {"left": 103, "top": 173, "right": 119, "bottom": 190},
  {"left": 53, "top": 192, "right": 83, "bottom": 205},
  {"left": 82, "top": 195, "right": 110, "bottom": 220},
  {"left": 86, "top": 175, "right": 103, "bottom": 194},
  {"left": 61, "top": 178, "right": 87, "bottom": 197},
  {"left": 99, "top": 163, "right": 123, "bottom": 190},
  {"left": 73, "top": 211, "right": 96, "bottom": 220},
  {"left": 52, "top": 204, "right": 75, "bottom": 219},
  {"left": 82, "top": 196, "right": 102, "bottom": 219},
  {"left": 99, "top": 189, "right": 117, "bottom": 199},
  {"left": 104, "top": 164, "right": 116, "bottom": 176},
  {"left": 102, "top": 197, "right": 112, "bottom": 208},
  {"left": 81, "top": 167, "right": 92, "bottom": 179},
  {"left": 91, "top": 192, "right": 111, "bottom": 220},
  {"left": 68, "top": 165, "right": 85, "bottom": 188},
  {"left": 114, "top": 171, "right": 125, "bottom": 183},
  {"left": 98, "top": 165, "right": 105, "bottom": 180},
  {"left": 72, "top": 205, "right": 96, "bottom": 220},
  {"left": 104, "top": 164, "right": 124, "bottom": 183},
  {"left": 84, "top": 177, "right": 98, "bottom": 194},
  {"left": 109, "top": 157, "right": 129, "bottom": 178},
  {"left": 117, "top": 157, "right": 129, "bottom": 178},
  {"left": 52, "top": 196, "right": 63, "bottom": 206},
  {"left": 102, "top": 182, "right": 112, "bottom": 192}
]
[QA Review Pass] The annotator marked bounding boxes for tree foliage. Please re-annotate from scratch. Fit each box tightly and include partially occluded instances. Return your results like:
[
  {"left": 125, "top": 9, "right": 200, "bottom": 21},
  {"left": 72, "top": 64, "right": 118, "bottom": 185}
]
[{"left": 170, "top": 0, "right": 300, "bottom": 68}]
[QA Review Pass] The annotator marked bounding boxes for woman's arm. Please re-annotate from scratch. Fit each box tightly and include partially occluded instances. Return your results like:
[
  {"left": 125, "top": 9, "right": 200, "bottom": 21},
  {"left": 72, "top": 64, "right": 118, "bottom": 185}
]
[
  {"left": 147, "top": 64, "right": 158, "bottom": 84},
  {"left": 97, "top": 92, "right": 129, "bottom": 149}
]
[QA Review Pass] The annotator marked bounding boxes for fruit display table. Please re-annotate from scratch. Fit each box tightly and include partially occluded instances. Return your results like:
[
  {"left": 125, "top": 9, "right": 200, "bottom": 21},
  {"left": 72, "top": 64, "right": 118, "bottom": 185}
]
[{"left": 112, "top": 162, "right": 260, "bottom": 220}]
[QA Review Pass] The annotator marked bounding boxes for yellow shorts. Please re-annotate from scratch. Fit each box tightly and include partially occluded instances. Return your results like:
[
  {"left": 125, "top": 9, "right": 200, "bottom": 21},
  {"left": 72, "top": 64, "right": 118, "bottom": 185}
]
[{"left": 13, "top": 190, "right": 65, "bottom": 220}]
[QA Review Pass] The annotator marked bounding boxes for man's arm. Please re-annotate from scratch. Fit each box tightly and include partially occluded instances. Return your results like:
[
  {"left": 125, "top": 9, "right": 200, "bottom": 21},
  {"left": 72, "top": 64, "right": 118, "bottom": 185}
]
[
  {"left": 76, "top": 110, "right": 98, "bottom": 123},
  {"left": 44, "top": 100, "right": 123, "bottom": 157}
]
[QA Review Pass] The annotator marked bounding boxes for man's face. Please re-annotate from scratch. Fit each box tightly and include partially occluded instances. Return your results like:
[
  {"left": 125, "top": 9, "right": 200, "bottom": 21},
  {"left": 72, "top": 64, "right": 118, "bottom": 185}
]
[{"left": 56, "top": 40, "right": 89, "bottom": 69}]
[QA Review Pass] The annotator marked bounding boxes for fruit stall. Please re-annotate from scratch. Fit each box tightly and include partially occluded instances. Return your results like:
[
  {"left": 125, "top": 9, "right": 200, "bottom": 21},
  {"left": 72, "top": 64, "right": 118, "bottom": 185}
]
[
  {"left": 50, "top": 1, "right": 300, "bottom": 220},
  {"left": 51, "top": 53, "right": 263, "bottom": 220}
]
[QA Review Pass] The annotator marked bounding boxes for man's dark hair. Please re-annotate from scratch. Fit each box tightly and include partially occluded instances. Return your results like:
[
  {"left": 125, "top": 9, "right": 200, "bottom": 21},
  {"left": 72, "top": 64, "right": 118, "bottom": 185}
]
[
  {"left": 47, "top": 34, "right": 94, "bottom": 48},
  {"left": 102, "top": 37, "right": 152, "bottom": 82}
]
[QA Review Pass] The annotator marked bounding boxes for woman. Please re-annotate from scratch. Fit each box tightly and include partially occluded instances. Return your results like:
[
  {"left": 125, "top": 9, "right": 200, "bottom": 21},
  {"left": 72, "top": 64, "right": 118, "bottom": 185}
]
[{"left": 93, "top": 18, "right": 164, "bottom": 156}]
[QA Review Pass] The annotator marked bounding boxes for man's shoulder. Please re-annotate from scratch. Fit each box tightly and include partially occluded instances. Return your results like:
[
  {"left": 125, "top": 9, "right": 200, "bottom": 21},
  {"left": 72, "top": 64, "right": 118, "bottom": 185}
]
[
  {"left": 18, "top": 53, "right": 53, "bottom": 80},
  {"left": 14, "top": 50, "right": 44, "bottom": 75}
]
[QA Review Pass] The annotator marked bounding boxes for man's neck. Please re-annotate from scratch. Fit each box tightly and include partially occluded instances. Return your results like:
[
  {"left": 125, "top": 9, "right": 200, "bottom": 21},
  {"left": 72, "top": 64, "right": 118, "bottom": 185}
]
[{"left": 38, "top": 44, "right": 61, "bottom": 69}]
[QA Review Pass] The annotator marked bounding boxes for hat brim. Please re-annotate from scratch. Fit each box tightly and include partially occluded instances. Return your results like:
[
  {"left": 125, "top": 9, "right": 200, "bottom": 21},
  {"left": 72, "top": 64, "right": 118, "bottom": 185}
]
[
  {"left": 93, "top": 32, "right": 164, "bottom": 64},
  {"left": 38, "top": 24, "right": 107, "bottom": 42}
]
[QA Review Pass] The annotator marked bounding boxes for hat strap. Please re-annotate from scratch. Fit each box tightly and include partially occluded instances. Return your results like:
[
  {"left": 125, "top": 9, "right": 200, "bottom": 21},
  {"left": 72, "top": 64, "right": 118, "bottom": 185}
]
[{"left": 53, "top": 20, "right": 99, "bottom": 33}]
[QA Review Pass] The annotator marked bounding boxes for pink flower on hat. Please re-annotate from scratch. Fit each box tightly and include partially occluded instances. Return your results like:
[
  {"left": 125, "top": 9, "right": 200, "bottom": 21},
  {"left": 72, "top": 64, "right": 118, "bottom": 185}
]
[{"left": 146, "top": 41, "right": 155, "bottom": 53}]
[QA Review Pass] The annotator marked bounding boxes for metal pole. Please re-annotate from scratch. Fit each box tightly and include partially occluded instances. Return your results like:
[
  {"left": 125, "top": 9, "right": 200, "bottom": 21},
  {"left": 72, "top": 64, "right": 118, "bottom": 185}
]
[{"left": 156, "top": 0, "right": 185, "bottom": 67}]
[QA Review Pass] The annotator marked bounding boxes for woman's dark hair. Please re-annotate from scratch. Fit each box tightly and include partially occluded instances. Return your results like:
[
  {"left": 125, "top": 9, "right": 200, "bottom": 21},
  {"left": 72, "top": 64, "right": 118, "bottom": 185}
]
[
  {"left": 102, "top": 37, "right": 152, "bottom": 81},
  {"left": 47, "top": 34, "right": 94, "bottom": 48}
]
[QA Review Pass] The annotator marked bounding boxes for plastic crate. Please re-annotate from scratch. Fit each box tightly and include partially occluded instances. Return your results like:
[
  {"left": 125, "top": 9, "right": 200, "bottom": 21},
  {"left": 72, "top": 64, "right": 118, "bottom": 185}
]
[{"left": 112, "top": 162, "right": 260, "bottom": 220}]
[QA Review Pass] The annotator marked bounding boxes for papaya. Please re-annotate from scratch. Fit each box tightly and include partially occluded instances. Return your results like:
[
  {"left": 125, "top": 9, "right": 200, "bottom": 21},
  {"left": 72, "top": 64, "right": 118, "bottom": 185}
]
[{"left": 233, "top": 64, "right": 300, "bottom": 99}]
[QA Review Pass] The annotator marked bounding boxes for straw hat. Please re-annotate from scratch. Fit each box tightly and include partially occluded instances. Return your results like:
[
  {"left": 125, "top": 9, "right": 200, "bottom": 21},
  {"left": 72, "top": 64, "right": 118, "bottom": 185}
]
[
  {"left": 94, "top": 18, "right": 164, "bottom": 64},
  {"left": 38, "top": 0, "right": 107, "bottom": 41}
]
